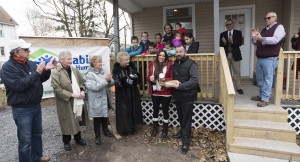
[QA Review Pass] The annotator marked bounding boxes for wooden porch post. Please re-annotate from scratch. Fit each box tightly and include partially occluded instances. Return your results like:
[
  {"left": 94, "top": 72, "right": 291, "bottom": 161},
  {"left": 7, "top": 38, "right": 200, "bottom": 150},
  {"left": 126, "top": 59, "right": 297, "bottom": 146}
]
[
  {"left": 214, "top": 0, "right": 220, "bottom": 97},
  {"left": 113, "top": 0, "right": 120, "bottom": 55},
  {"left": 213, "top": 0, "right": 219, "bottom": 54},
  {"left": 274, "top": 49, "right": 284, "bottom": 105}
]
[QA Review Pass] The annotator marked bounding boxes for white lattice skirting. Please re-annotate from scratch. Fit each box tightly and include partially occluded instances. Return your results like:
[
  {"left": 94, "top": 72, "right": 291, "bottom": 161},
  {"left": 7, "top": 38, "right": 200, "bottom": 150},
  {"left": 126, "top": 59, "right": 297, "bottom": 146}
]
[
  {"left": 141, "top": 100, "right": 226, "bottom": 131},
  {"left": 285, "top": 107, "right": 300, "bottom": 135}
]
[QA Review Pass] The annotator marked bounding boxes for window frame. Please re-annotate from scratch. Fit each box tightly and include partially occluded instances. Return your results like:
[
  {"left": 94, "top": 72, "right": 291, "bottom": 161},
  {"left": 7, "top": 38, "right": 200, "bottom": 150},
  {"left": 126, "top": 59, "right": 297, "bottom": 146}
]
[
  {"left": 163, "top": 4, "right": 196, "bottom": 39},
  {"left": 0, "top": 47, "right": 5, "bottom": 56}
]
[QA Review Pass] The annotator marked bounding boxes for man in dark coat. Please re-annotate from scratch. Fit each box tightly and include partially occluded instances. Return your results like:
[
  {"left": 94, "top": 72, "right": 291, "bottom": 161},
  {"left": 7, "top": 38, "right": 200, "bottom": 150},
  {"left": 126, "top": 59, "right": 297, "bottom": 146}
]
[
  {"left": 172, "top": 45, "right": 199, "bottom": 155},
  {"left": 220, "top": 19, "right": 244, "bottom": 94},
  {"left": 0, "top": 39, "right": 57, "bottom": 162}
]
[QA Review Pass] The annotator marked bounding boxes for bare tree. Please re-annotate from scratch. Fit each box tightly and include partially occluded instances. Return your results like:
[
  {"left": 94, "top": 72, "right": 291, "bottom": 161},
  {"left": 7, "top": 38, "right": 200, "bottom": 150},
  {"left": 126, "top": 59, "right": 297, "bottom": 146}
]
[
  {"left": 33, "top": 0, "right": 99, "bottom": 37},
  {"left": 32, "top": 0, "right": 131, "bottom": 46},
  {"left": 94, "top": 1, "right": 130, "bottom": 46},
  {"left": 26, "top": 8, "right": 55, "bottom": 36}
]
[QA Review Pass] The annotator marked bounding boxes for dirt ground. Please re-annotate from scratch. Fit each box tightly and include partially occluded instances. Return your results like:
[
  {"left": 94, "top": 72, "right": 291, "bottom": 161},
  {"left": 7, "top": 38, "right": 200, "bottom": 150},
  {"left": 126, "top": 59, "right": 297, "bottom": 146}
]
[
  {"left": 0, "top": 99, "right": 227, "bottom": 162},
  {"left": 57, "top": 126, "right": 202, "bottom": 162}
]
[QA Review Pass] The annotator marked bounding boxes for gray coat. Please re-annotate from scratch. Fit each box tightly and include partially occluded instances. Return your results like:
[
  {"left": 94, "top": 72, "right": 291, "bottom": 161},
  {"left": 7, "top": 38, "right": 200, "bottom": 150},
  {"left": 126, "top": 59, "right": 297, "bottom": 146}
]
[
  {"left": 51, "top": 64, "right": 88, "bottom": 135},
  {"left": 85, "top": 68, "right": 114, "bottom": 118}
]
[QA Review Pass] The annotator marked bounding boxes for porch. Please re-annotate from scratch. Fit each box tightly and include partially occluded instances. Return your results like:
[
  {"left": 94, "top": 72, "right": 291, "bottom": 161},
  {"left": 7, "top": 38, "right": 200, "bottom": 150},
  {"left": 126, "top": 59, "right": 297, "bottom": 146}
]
[{"left": 127, "top": 48, "right": 300, "bottom": 161}]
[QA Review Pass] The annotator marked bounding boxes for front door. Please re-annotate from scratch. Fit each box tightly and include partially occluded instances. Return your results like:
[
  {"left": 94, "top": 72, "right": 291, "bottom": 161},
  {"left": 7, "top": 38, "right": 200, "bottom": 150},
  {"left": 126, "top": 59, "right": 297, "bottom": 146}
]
[{"left": 220, "top": 8, "right": 252, "bottom": 77}]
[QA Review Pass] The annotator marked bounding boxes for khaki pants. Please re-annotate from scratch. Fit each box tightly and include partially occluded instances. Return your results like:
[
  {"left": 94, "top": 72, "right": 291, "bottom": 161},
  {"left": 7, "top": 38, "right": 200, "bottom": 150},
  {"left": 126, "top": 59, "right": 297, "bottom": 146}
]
[{"left": 227, "top": 52, "right": 241, "bottom": 89}]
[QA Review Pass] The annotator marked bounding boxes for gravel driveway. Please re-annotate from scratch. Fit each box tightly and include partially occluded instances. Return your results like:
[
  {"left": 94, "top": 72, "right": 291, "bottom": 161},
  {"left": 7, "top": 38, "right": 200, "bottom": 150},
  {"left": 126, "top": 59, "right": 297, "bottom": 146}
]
[{"left": 0, "top": 106, "right": 200, "bottom": 162}]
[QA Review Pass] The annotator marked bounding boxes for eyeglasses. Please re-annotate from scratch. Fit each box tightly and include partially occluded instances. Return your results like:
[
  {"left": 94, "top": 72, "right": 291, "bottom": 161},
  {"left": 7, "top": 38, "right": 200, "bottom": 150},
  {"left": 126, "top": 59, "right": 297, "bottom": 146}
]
[
  {"left": 22, "top": 48, "right": 29, "bottom": 52},
  {"left": 264, "top": 16, "right": 274, "bottom": 20},
  {"left": 132, "top": 41, "right": 138, "bottom": 43},
  {"left": 226, "top": 23, "right": 232, "bottom": 26}
]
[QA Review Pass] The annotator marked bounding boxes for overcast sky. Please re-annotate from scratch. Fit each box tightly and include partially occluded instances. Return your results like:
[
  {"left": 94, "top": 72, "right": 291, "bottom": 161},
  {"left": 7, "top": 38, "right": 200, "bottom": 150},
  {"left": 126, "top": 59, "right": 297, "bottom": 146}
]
[
  {"left": 0, "top": 0, "right": 131, "bottom": 44},
  {"left": 0, "top": 0, "right": 38, "bottom": 35}
]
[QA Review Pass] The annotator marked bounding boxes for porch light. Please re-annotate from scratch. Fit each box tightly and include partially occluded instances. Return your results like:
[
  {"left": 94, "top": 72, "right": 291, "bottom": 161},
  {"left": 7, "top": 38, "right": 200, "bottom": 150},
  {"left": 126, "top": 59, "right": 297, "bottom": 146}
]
[{"left": 174, "top": 9, "right": 177, "bottom": 12}]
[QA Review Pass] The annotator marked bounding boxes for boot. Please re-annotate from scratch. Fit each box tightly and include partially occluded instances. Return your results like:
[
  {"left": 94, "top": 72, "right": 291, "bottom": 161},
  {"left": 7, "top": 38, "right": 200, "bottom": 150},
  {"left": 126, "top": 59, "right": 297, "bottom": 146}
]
[
  {"left": 101, "top": 117, "right": 114, "bottom": 137},
  {"left": 161, "top": 122, "right": 168, "bottom": 139},
  {"left": 95, "top": 130, "right": 101, "bottom": 145},
  {"left": 151, "top": 121, "right": 158, "bottom": 137},
  {"left": 95, "top": 136, "right": 101, "bottom": 145},
  {"left": 94, "top": 118, "right": 101, "bottom": 145}
]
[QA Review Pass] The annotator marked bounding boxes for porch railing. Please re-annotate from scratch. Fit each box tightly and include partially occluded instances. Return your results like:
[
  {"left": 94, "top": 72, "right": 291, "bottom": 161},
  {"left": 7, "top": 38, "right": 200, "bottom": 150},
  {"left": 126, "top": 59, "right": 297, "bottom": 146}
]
[
  {"left": 125, "top": 53, "right": 218, "bottom": 100},
  {"left": 218, "top": 47, "right": 235, "bottom": 150},
  {"left": 275, "top": 49, "right": 300, "bottom": 105}
]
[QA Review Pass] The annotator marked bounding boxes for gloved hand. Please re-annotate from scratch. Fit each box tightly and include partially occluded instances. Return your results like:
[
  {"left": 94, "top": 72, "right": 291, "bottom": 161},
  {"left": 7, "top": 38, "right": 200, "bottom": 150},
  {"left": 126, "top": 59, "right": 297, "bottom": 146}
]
[
  {"left": 129, "top": 74, "right": 138, "bottom": 80},
  {"left": 126, "top": 78, "right": 133, "bottom": 85}
]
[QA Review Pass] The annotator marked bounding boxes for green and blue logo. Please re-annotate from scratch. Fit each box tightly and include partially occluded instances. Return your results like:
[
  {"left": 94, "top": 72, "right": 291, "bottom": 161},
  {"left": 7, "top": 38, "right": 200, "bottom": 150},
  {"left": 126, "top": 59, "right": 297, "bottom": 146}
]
[{"left": 30, "top": 48, "right": 58, "bottom": 65}]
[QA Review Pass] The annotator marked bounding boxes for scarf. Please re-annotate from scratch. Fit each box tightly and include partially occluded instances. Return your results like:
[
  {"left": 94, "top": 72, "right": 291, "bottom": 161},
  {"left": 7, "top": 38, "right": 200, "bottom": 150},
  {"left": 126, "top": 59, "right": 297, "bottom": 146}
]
[
  {"left": 13, "top": 55, "right": 27, "bottom": 64},
  {"left": 71, "top": 69, "right": 84, "bottom": 118}
]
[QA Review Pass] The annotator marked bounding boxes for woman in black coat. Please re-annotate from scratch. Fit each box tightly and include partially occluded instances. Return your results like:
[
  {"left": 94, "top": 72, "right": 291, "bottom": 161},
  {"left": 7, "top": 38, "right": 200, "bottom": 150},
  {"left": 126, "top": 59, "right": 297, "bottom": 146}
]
[
  {"left": 184, "top": 32, "right": 199, "bottom": 53},
  {"left": 112, "top": 52, "right": 143, "bottom": 135}
]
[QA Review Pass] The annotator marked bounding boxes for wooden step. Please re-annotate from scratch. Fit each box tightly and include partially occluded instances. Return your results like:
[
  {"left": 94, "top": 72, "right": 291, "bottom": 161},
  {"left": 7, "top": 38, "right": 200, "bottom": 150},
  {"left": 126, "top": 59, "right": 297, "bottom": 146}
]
[
  {"left": 229, "top": 137, "right": 300, "bottom": 161},
  {"left": 234, "top": 106, "right": 288, "bottom": 123},
  {"left": 234, "top": 119, "right": 296, "bottom": 142}
]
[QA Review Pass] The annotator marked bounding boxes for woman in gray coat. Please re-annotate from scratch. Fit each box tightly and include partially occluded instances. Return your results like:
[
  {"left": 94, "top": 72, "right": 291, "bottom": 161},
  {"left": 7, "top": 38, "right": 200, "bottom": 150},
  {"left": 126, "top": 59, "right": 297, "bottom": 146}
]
[
  {"left": 86, "top": 55, "right": 114, "bottom": 145},
  {"left": 51, "top": 51, "right": 87, "bottom": 151}
]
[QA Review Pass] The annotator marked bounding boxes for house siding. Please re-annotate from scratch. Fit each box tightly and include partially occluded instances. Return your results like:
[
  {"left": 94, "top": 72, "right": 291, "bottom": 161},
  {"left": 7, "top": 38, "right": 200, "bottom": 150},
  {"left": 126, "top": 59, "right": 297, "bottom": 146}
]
[
  {"left": 132, "top": 7, "right": 163, "bottom": 41},
  {"left": 132, "top": 0, "right": 289, "bottom": 53},
  {"left": 293, "top": 0, "right": 300, "bottom": 35},
  {"left": 0, "top": 24, "right": 17, "bottom": 62}
]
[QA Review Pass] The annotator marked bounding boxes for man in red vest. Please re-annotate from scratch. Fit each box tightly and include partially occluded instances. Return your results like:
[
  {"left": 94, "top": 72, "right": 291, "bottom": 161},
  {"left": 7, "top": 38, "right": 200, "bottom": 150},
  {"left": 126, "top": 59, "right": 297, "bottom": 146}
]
[{"left": 251, "top": 12, "right": 286, "bottom": 107}]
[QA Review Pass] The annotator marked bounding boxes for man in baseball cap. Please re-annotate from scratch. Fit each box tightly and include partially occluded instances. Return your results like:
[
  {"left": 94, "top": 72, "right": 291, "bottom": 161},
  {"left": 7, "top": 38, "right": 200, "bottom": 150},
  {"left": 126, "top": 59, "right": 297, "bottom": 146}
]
[
  {"left": 1, "top": 39, "right": 56, "bottom": 162},
  {"left": 9, "top": 39, "right": 32, "bottom": 50}
]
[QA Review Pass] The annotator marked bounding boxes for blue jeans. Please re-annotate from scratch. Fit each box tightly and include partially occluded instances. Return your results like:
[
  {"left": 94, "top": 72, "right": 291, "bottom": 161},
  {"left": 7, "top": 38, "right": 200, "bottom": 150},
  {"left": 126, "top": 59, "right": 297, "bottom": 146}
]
[
  {"left": 255, "top": 57, "right": 278, "bottom": 102},
  {"left": 12, "top": 104, "right": 43, "bottom": 162}
]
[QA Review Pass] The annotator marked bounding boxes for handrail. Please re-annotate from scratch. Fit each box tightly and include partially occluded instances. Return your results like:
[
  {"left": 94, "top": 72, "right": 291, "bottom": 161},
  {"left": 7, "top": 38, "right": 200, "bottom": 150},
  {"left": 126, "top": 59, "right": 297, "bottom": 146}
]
[
  {"left": 219, "top": 47, "right": 235, "bottom": 150},
  {"left": 119, "top": 53, "right": 218, "bottom": 100},
  {"left": 274, "top": 49, "right": 300, "bottom": 105}
]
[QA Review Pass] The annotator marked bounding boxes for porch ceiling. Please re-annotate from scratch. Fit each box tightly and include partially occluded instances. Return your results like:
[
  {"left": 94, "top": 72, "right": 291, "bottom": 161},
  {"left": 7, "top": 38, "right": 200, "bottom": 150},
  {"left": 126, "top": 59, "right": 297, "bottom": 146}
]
[{"left": 107, "top": 0, "right": 213, "bottom": 14}]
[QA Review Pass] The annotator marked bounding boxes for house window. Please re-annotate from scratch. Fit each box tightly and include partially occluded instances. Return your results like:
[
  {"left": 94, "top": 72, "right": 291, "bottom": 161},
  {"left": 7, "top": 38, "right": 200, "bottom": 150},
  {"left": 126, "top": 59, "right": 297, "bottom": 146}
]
[
  {"left": 0, "top": 25, "right": 3, "bottom": 37},
  {"left": 163, "top": 4, "right": 195, "bottom": 38},
  {"left": 0, "top": 47, "right": 4, "bottom": 56}
]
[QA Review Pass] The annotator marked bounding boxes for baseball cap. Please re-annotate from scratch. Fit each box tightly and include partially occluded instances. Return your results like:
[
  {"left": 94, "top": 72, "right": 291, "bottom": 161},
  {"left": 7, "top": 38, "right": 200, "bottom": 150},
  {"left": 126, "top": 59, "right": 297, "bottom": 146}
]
[{"left": 9, "top": 39, "right": 32, "bottom": 50}]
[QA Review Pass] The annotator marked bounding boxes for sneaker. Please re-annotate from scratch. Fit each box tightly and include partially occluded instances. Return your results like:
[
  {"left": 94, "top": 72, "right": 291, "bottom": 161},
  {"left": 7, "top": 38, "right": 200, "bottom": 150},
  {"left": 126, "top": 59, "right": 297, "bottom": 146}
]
[
  {"left": 237, "top": 89, "right": 244, "bottom": 94},
  {"left": 257, "top": 101, "right": 269, "bottom": 107},
  {"left": 251, "top": 96, "right": 261, "bottom": 101},
  {"left": 40, "top": 156, "right": 50, "bottom": 162}
]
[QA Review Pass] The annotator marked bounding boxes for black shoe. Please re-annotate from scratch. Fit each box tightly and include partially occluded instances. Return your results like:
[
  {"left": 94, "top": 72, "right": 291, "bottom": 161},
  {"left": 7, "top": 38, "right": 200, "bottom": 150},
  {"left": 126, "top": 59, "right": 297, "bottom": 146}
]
[
  {"left": 95, "top": 137, "right": 101, "bottom": 145},
  {"left": 103, "top": 130, "right": 114, "bottom": 137},
  {"left": 151, "top": 121, "right": 158, "bottom": 137},
  {"left": 181, "top": 145, "right": 189, "bottom": 155},
  {"left": 172, "top": 131, "right": 182, "bottom": 139},
  {"left": 237, "top": 89, "right": 244, "bottom": 94},
  {"left": 161, "top": 123, "right": 168, "bottom": 139},
  {"left": 64, "top": 143, "right": 72, "bottom": 151},
  {"left": 75, "top": 139, "right": 86, "bottom": 146}
]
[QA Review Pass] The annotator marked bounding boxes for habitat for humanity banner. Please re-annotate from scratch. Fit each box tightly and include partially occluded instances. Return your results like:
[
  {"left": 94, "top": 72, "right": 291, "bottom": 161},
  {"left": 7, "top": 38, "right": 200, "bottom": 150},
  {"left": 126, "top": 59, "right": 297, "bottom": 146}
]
[{"left": 29, "top": 46, "right": 110, "bottom": 98}]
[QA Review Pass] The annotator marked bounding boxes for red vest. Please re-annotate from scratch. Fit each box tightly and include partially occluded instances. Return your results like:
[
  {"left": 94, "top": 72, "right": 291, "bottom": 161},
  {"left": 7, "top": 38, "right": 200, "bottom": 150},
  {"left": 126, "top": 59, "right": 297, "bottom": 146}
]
[{"left": 256, "top": 23, "right": 282, "bottom": 58}]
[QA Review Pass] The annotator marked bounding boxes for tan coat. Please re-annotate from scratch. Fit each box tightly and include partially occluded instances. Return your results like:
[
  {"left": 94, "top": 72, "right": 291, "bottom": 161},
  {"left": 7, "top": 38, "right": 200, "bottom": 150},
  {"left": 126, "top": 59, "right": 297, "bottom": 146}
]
[{"left": 51, "top": 63, "right": 87, "bottom": 135}]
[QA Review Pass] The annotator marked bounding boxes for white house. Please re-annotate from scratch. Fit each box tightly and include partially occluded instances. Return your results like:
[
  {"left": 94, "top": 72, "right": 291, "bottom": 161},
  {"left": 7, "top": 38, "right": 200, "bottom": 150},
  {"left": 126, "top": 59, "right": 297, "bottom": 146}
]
[{"left": 0, "top": 5, "right": 18, "bottom": 66}]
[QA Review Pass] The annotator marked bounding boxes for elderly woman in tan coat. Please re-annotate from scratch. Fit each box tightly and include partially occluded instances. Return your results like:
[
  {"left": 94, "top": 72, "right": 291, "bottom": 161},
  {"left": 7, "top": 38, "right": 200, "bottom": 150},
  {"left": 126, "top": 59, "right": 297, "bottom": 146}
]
[{"left": 51, "top": 51, "right": 87, "bottom": 151}]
